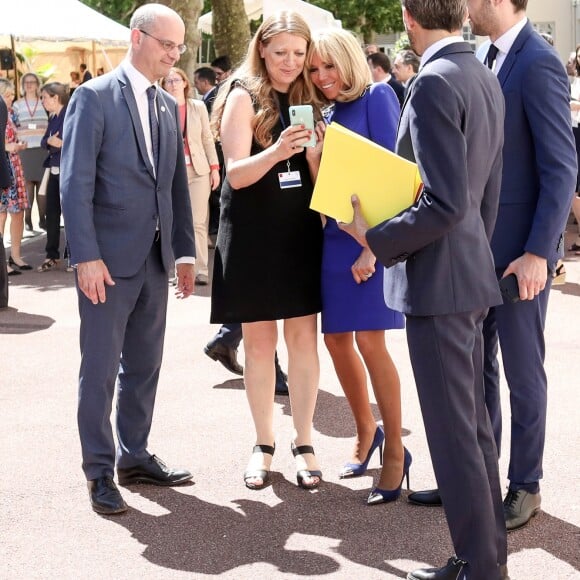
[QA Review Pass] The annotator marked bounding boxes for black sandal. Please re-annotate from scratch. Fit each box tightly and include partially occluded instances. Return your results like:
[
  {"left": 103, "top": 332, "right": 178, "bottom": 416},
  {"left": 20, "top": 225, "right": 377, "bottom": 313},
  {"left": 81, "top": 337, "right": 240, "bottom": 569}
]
[
  {"left": 291, "top": 443, "right": 322, "bottom": 490},
  {"left": 243, "top": 444, "right": 275, "bottom": 490}
]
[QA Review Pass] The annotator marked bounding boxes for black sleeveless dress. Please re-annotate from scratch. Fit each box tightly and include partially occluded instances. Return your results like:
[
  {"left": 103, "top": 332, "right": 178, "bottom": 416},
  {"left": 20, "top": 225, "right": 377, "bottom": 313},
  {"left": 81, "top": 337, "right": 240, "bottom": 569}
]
[{"left": 210, "top": 91, "right": 323, "bottom": 323}]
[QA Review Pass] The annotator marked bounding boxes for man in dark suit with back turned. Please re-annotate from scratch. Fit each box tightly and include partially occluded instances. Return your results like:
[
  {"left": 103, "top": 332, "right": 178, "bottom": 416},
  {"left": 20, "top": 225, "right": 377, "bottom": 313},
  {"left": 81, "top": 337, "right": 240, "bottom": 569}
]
[
  {"left": 341, "top": 0, "right": 508, "bottom": 577},
  {"left": 61, "top": 3, "right": 196, "bottom": 515}
]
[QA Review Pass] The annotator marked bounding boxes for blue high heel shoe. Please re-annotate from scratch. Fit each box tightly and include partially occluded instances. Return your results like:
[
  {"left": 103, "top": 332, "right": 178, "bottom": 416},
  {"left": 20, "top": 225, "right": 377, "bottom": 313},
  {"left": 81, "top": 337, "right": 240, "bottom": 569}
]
[
  {"left": 339, "top": 425, "right": 385, "bottom": 479},
  {"left": 366, "top": 447, "right": 412, "bottom": 505}
]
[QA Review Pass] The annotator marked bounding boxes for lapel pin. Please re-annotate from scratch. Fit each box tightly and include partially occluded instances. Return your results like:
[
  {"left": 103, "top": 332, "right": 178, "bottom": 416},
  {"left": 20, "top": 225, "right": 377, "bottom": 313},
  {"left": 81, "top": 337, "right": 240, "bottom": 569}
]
[{"left": 160, "top": 106, "right": 166, "bottom": 112}]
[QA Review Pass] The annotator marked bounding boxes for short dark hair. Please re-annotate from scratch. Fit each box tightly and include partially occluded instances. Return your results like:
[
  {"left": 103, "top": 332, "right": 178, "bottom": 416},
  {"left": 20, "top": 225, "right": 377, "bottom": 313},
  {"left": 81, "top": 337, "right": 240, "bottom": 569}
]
[
  {"left": 194, "top": 66, "right": 217, "bottom": 85},
  {"left": 211, "top": 55, "right": 231, "bottom": 72},
  {"left": 367, "top": 51, "right": 391, "bottom": 73},
  {"left": 80, "top": 63, "right": 87, "bottom": 71},
  {"left": 397, "top": 49, "right": 421, "bottom": 73},
  {"left": 41, "top": 82, "right": 70, "bottom": 106},
  {"left": 511, "top": 0, "right": 528, "bottom": 10},
  {"left": 402, "top": 0, "right": 466, "bottom": 32}
]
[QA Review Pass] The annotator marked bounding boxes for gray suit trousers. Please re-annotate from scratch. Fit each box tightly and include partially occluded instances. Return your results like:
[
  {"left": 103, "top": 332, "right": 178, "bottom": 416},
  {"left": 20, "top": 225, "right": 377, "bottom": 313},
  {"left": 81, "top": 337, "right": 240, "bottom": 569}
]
[
  {"left": 76, "top": 240, "right": 169, "bottom": 480},
  {"left": 406, "top": 310, "right": 507, "bottom": 580}
]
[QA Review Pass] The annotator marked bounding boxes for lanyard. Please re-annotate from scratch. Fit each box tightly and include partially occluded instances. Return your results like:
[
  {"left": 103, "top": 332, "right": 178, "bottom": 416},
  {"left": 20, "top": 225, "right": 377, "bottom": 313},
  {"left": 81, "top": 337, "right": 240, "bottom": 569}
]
[{"left": 25, "top": 97, "right": 39, "bottom": 118}]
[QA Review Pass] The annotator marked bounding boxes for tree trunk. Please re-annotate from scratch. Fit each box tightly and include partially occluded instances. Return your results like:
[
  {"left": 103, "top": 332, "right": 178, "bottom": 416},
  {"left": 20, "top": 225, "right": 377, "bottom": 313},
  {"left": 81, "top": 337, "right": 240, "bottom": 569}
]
[
  {"left": 163, "top": 0, "right": 204, "bottom": 80},
  {"left": 212, "top": 0, "right": 250, "bottom": 68}
]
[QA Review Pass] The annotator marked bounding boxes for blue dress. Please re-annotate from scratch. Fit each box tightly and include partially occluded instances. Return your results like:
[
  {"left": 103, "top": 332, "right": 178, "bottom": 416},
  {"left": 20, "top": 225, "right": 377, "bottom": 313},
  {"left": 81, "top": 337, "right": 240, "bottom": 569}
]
[{"left": 321, "top": 83, "right": 405, "bottom": 333}]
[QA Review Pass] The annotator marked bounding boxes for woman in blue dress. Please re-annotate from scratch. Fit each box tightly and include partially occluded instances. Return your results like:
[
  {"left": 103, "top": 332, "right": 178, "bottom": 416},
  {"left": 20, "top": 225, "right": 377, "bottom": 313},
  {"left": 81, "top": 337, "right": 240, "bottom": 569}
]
[{"left": 307, "top": 28, "right": 410, "bottom": 504}]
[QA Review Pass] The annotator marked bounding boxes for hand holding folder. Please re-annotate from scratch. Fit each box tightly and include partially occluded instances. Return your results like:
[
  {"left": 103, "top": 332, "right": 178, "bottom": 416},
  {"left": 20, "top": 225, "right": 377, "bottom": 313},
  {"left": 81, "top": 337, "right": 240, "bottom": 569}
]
[{"left": 310, "top": 122, "right": 423, "bottom": 227}]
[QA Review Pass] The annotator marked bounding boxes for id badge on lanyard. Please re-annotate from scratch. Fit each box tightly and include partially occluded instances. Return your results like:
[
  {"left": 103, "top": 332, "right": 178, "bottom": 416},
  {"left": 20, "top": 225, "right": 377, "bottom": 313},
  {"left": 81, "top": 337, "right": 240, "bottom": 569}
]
[{"left": 278, "top": 160, "right": 302, "bottom": 189}]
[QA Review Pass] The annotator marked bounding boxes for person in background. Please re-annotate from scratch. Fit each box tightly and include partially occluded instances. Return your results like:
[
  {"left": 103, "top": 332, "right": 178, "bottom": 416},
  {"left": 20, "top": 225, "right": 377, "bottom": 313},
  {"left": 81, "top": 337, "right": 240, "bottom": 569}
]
[
  {"left": 0, "top": 79, "right": 30, "bottom": 276},
  {"left": 392, "top": 49, "right": 421, "bottom": 97},
  {"left": 12, "top": 72, "right": 49, "bottom": 233},
  {"left": 80, "top": 63, "right": 92, "bottom": 84},
  {"left": 161, "top": 66, "right": 219, "bottom": 286},
  {"left": 364, "top": 44, "right": 378, "bottom": 56},
  {"left": 96, "top": 67, "right": 105, "bottom": 77},
  {"left": 211, "top": 55, "right": 232, "bottom": 84},
  {"left": 307, "top": 28, "right": 409, "bottom": 505},
  {"left": 366, "top": 52, "right": 405, "bottom": 106},
  {"left": 210, "top": 11, "right": 323, "bottom": 491},
  {"left": 568, "top": 44, "right": 580, "bottom": 255},
  {"left": 193, "top": 66, "right": 218, "bottom": 113},
  {"left": 69, "top": 71, "right": 81, "bottom": 95},
  {"left": 209, "top": 55, "right": 233, "bottom": 245},
  {"left": 37, "top": 82, "right": 69, "bottom": 273},
  {"left": 60, "top": 3, "right": 196, "bottom": 516},
  {"left": 1, "top": 94, "right": 12, "bottom": 305}
]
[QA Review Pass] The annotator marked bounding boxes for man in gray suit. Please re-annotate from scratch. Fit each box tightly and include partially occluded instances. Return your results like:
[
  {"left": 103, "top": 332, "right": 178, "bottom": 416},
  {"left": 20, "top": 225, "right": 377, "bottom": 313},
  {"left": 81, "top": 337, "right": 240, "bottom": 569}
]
[
  {"left": 341, "top": 0, "right": 508, "bottom": 578},
  {"left": 61, "top": 3, "right": 196, "bottom": 515}
]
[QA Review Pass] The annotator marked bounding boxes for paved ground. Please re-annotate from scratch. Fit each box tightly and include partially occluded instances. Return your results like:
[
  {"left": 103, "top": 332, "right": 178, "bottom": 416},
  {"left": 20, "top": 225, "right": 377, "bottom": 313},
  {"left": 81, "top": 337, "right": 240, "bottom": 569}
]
[{"left": 1, "top": 228, "right": 579, "bottom": 579}]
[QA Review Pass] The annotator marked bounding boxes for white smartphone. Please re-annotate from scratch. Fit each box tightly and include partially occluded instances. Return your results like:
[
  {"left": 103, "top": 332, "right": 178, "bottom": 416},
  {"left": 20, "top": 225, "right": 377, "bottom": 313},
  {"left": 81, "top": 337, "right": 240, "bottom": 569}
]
[{"left": 289, "top": 104, "right": 316, "bottom": 147}]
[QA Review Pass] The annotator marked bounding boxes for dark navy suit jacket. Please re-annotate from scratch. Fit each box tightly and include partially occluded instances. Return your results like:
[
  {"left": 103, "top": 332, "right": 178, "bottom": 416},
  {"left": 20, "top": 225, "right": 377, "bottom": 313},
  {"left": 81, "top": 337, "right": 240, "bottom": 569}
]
[{"left": 490, "top": 22, "right": 577, "bottom": 270}]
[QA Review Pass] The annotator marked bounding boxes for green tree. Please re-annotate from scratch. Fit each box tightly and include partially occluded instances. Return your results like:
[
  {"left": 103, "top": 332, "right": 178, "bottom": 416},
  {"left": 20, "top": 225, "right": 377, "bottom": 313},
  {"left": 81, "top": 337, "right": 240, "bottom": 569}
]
[
  {"left": 82, "top": 0, "right": 203, "bottom": 77},
  {"left": 83, "top": 0, "right": 140, "bottom": 26},
  {"left": 310, "top": 0, "right": 404, "bottom": 43}
]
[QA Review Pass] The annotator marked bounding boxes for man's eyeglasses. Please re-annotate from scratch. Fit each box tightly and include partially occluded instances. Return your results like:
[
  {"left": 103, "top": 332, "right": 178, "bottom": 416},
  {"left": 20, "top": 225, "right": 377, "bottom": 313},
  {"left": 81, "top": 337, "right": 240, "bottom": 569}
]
[{"left": 138, "top": 29, "right": 187, "bottom": 55}]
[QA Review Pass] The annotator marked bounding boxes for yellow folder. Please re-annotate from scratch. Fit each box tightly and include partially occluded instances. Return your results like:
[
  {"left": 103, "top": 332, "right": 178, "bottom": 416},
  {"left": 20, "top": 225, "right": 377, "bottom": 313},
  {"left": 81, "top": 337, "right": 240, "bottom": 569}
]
[{"left": 310, "top": 122, "right": 423, "bottom": 227}]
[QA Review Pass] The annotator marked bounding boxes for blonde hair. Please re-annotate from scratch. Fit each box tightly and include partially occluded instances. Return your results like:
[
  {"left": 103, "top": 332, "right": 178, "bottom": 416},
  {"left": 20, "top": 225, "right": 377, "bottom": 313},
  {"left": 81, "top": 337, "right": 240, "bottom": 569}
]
[
  {"left": 211, "top": 11, "right": 320, "bottom": 148},
  {"left": 306, "top": 28, "right": 371, "bottom": 104},
  {"left": 160, "top": 66, "right": 191, "bottom": 99}
]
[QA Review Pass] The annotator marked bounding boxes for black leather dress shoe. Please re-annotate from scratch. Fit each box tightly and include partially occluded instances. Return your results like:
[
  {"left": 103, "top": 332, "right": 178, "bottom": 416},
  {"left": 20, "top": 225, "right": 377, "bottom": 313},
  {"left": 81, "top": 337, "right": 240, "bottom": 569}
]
[
  {"left": 504, "top": 489, "right": 541, "bottom": 531},
  {"left": 408, "top": 488, "right": 442, "bottom": 506},
  {"left": 204, "top": 341, "right": 243, "bottom": 376},
  {"left": 117, "top": 455, "right": 193, "bottom": 486},
  {"left": 407, "top": 557, "right": 466, "bottom": 580},
  {"left": 88, "top": 476, "right": 128, "bottom": 515}
]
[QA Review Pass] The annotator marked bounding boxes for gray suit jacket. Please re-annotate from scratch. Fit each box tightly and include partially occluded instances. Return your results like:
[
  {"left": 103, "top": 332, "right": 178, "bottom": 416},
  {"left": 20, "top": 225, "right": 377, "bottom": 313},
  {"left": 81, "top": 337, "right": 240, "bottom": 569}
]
[
  {"left": 367, "top": 42, "right": 505, "bottom": 316},
  {"left": 61, "top": 65, "right": 195, "bottom": 277}
]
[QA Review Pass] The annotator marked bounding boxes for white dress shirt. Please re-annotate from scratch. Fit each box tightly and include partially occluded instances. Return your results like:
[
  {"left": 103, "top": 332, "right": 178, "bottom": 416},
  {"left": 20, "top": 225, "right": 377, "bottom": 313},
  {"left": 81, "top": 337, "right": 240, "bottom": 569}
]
[{"left": 475, "top": 17, "right": 528, "bottom": 75}]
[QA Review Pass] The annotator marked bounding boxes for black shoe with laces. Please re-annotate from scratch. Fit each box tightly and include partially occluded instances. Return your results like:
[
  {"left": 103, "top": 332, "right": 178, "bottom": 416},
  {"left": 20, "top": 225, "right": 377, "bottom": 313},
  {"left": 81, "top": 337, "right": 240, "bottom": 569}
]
[
  {"left": 117, "top": 454, "right": 193, "bottom": 486},
  {"left": 88, "top": 476, "right": 127, "bottom": 515}
]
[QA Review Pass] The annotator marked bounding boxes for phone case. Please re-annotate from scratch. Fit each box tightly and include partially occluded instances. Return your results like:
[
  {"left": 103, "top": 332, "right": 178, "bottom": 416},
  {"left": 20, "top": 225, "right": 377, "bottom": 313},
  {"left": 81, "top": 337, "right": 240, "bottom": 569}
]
[
  {"left": 289, "top": 105, "right": 316, "bottom": 147},
  {"left": 499, "top": 274, "right": 520, "bottom": 303}
]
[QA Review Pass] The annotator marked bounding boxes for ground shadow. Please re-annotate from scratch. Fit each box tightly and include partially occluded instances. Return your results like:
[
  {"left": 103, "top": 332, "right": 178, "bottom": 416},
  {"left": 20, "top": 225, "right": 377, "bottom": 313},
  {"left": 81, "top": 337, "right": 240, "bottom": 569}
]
[
  {"left": 107, "top": 482, "right": 579, "bottom": 578},
  {"left": 0, "top": 307, "right": 54, "bottom": 334},
  {"left": 107, "top": 479, "right": 448, "bottom": 577}
]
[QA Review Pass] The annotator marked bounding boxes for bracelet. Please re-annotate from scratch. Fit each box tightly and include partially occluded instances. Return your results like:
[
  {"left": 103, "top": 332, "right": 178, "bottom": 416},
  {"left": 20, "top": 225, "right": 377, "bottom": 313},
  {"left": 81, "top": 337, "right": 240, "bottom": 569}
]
[{"left": 210, "top": 164, "right": 220, "bottom": 171}]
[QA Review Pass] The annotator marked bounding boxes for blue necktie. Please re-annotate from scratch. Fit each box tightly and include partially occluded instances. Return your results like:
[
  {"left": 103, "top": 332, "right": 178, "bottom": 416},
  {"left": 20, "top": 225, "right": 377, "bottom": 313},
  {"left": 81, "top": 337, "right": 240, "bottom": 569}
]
[{"left": 146, "top": 85, "right": 159, "bottom": 171}]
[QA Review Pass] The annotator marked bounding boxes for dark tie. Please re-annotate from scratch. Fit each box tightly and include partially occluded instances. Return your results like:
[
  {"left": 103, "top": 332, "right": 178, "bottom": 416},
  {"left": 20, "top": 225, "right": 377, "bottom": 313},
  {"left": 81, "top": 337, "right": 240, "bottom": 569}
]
[
  {"left": 485, "top": 43, "right": 499, "bottom": 70},
  {"left": 146, "top": 85, "right": 159, "bottom": 171}
]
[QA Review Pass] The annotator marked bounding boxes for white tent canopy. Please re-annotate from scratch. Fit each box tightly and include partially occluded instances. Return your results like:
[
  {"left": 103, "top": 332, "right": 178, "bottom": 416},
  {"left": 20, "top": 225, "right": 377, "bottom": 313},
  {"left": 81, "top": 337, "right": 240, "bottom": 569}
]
[
  {"left": 198, "top": 0, "right": 340, "bottom": 36},
  {"left": 0, "top": 0, "right": 130, "bottom": 45}
]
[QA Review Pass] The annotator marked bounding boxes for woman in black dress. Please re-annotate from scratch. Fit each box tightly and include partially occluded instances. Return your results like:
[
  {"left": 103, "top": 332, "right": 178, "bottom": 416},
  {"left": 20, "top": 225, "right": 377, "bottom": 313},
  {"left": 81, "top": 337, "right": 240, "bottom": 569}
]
[{"left": 210, "top": 11, "right": 324, "bottom": 490}]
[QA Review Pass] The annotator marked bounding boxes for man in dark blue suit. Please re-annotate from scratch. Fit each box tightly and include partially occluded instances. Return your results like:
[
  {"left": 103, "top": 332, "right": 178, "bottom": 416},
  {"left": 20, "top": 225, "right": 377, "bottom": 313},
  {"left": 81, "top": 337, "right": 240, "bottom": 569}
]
[
  {"left": 341, "top": 0, "right": 508, "bottom": 577},
  {"left": 61, "top": 3, "right": 196, "bottom": 515},
  {"left": 467, "top": 0, "right": 577, "bottom": 531}
]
